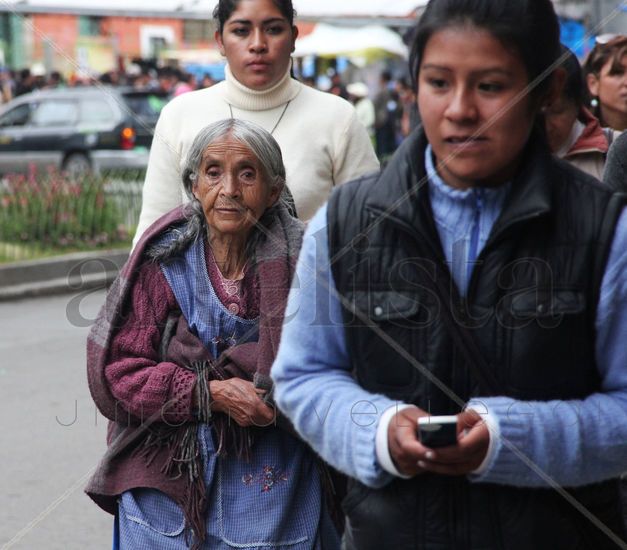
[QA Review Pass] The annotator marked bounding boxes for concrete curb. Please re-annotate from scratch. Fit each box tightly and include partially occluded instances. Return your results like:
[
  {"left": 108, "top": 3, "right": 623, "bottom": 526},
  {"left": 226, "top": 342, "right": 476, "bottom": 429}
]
[{"left": 0, "top": 249, "right": 129, "bottom": 301}]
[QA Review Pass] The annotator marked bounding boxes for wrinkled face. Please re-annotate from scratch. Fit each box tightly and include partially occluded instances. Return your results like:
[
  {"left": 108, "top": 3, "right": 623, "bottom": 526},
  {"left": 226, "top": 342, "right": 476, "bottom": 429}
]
[
  {"left": 418, "top": 26, "right": 536, "bottom": 189},
  {"left": 215, "top": 0, "right": 298, "bottom": 91},
  {"left": 192, "top": 135, "right": 280, "bottom": 239},
  {"left": 587, "top": 54, "right": 627, "bottom": 129},
  {"left": 544, "top": 96, "right": 579, "bottom": 152}
]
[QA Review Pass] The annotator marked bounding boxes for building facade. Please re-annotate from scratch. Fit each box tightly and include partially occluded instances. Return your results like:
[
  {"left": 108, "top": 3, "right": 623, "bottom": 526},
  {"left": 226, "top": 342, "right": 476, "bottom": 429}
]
[{"left": 0, "top": 7, "right": 215, "bottom": 74}]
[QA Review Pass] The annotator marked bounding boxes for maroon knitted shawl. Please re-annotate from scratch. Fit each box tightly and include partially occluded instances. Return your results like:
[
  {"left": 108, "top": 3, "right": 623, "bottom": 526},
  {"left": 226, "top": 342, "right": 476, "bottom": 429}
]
[{"left": 85, "top": 204, "right": 303, "bottom": 543}]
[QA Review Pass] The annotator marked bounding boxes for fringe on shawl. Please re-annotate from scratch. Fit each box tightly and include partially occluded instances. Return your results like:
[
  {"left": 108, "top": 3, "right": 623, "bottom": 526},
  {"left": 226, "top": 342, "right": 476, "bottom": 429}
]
[{"left": 131, "top": 359, "right": 257, "bottom": 549}]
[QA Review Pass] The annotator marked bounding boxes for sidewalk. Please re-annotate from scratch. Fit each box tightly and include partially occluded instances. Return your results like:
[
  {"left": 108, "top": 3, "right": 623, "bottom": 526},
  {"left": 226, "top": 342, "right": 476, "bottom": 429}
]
[{"left": 0, "top": 249, "right": 129, "bottom": 301}]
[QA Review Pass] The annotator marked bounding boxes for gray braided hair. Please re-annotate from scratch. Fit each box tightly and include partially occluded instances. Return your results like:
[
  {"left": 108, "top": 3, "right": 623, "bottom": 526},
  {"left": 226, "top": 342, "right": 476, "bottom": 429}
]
[{"left": 149, "top": 118, "right": 288, "bottom": 262}]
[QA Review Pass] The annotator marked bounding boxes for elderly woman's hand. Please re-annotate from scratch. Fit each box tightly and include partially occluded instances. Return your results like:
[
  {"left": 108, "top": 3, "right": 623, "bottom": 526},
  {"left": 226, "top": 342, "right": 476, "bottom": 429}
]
[{"left": 209, "top": 379, "right": 276, "bottom": 427}]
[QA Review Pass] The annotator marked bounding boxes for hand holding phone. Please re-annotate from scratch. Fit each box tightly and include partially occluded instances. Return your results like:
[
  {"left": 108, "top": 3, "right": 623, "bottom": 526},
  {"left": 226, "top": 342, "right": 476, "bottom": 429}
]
[{"left": 417, "top": 415, "right": 458, "bottom": 448}]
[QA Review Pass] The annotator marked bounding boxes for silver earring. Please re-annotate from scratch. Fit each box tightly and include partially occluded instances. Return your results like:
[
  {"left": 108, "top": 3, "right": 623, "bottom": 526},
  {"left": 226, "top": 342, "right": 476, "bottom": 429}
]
[{"left": 591, "top": 97, "right": 599, "bottom": 108}]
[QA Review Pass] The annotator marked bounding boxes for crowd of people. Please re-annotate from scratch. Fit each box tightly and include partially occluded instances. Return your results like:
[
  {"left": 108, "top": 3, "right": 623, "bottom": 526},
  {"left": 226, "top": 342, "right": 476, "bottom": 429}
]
[
  {"left": 0, "top": 64, "right": 220, "bottom": 104},
  {"left": 84, "top": 0, "right": 626, "bottom": 548}
]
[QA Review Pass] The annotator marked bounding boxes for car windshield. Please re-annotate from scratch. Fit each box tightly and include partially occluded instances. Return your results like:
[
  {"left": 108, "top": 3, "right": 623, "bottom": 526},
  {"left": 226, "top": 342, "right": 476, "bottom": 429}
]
[{"left": 121, "top": 92, "right": 168, "bottom": 119}]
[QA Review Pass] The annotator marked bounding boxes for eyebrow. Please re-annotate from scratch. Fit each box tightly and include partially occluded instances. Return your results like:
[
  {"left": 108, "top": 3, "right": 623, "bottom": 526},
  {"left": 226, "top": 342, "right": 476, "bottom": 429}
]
[
  {"left": 421, "top": 64, "right": 514, "bottom": 77},
  {"left": 227, "top": 17, "right": 287, "bottom": 26}
]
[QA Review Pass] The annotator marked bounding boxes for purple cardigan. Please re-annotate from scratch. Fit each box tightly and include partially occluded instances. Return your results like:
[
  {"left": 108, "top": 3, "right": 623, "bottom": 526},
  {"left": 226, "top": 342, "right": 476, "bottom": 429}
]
[{"left": 85, "top": 204, "right": 304, "bottom": 517}]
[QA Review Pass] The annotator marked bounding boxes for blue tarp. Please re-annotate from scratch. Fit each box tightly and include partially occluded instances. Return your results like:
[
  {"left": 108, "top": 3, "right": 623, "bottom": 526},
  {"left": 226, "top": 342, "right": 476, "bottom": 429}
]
[{"left": 559, "top": 18, "right": 595, "bottom": 59}]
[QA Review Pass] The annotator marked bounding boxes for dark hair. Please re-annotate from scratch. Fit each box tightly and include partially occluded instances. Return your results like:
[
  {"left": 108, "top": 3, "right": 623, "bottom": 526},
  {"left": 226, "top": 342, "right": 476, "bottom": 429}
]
[
  {"left": 213, "top": 0, "right": 296, "bottom": 34},
  {"left": 582, "top": 35, "right": 627, "bottom": 120},
  {"left": 583, "top": 35, "right": 627, "bottom": 78},
  {"left": 558, "top": 45, "right": 585, "bottom": 108},
  {"left": 409, "top": 0, "right": 560, "bottom": 101}
]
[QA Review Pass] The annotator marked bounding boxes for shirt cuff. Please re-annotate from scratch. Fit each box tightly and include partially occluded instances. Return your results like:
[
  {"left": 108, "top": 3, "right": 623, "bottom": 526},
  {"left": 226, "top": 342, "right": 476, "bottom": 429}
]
[
  {"left": 466, "top": 403, "right": 500, "bottom": 476},
  {"left": 375, "top": 403, "right": 415, "bottom": 478}
]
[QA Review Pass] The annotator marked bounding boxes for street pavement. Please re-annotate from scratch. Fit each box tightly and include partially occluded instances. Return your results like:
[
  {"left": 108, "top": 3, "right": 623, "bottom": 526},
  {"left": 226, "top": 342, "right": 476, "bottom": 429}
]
[{"left": 0, "top": 289, "right": 111, "bottom": 549}]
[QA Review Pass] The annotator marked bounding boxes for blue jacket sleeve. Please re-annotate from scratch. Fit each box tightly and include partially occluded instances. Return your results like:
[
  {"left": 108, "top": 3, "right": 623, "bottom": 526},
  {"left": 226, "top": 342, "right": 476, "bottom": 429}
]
[
  {"left": 470, "top": 209, "right": 627, "bottom": 487},
  {"left": 272, "top": 205, "right": 396, "bottom": 488}
]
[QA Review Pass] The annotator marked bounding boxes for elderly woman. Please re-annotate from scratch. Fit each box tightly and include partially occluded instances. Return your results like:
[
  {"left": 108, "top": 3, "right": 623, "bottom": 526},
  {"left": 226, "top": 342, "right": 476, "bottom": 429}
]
[{"left": 86, "top": 119, "right": 339, "bottom": 549}]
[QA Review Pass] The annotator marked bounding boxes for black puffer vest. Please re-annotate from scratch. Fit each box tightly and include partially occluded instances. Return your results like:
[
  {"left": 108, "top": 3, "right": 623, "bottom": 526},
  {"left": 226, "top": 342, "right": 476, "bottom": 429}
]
[{"left": 327, "top": 130, "right": 625, "bottom": 549}]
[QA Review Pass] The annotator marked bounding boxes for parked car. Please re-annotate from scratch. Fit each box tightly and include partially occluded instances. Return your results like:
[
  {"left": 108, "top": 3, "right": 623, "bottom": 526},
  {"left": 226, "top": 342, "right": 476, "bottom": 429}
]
[{"left": 0, "top": 86, "right": 169, "bottom": 176}]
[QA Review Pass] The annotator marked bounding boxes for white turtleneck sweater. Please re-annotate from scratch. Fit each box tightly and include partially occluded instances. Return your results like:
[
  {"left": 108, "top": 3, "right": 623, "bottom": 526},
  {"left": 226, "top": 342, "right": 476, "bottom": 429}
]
[{"left": 133, "top": 66, "right": 379, "bottom": 244}]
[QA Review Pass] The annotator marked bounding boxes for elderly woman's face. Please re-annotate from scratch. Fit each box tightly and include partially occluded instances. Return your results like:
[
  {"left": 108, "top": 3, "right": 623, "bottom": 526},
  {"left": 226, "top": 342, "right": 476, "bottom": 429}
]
[{"left": 192, "top": 136, "right": 280, "bottom": 238}]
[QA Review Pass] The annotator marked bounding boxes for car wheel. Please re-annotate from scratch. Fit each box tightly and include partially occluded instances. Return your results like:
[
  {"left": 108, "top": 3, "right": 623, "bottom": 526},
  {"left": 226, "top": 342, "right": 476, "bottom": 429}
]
[{"left": 63, "top": 153, "right": 91, "bottom": 178}]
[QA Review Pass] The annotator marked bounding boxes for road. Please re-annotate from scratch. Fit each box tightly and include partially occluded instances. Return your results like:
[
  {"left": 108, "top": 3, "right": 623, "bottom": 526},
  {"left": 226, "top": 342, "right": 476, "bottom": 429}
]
[{"left": 0, "top": 290, "right": 111, "bottom": 549}]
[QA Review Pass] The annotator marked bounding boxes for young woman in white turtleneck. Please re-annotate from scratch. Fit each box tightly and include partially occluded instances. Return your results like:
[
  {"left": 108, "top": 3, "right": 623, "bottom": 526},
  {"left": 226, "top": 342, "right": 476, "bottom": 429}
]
[{"left": 133, "top": 0, "right": 379, "bottom": 245}]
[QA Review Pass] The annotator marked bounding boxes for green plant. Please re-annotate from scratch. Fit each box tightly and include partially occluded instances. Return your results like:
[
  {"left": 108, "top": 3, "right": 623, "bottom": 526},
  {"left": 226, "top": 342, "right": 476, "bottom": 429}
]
[{"left": 0, "top": 165, "right": 130, "bottom": 251}]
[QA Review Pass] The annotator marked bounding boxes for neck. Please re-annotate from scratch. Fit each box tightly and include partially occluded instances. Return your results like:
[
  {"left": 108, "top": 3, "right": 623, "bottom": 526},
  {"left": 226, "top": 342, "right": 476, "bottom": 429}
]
[
  {"left": 224, "top": 64, "right": 298, "bottom": 111},
  {"left": 208, "top": 231, "right": 248, "bottom": 279},
  {"left": 600, "top": 105, "right": 627, "bottom": 132}
]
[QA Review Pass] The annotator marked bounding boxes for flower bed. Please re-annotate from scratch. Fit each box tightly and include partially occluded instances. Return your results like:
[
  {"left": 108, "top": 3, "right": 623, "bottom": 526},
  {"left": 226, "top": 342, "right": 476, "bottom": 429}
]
[{"left": 0, "top": 167, "right": 139, "bottom": 262}]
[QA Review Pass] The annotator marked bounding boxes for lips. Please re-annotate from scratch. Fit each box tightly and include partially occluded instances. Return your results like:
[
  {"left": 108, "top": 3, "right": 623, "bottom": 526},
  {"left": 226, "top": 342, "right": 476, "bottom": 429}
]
[
  {"left": 444, "top": 136, "right": 487, "bottom": 144},
  {"left": 247, "top": 59, "right": 270, "bottom": 70}
]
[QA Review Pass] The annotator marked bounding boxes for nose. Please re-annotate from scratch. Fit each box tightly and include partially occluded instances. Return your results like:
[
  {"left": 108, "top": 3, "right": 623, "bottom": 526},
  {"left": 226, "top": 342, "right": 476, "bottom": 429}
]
[
  {"left": 444, "top": 87, "right": 478, "bottom": 123},
  {"left": 219, "top": 172, "right": 242, "bottom": 199},
  {"left": 249, "top": 28, "right": 267, "bottom": 53}
]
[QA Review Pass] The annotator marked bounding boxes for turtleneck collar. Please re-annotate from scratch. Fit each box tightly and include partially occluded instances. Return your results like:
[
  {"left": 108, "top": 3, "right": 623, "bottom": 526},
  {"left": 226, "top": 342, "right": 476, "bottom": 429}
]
[
  {"left": 425, "top": 144, "right": 511, "bottom": 231},
  {"left": 224, "top": 64, "right": 300, "bottom": 111}
]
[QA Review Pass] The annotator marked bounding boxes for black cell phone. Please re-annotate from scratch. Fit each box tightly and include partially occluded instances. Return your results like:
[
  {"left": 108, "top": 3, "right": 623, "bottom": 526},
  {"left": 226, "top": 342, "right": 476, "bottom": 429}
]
[{"left": 417, "top": 415, "right": 458, "bottom": 448}]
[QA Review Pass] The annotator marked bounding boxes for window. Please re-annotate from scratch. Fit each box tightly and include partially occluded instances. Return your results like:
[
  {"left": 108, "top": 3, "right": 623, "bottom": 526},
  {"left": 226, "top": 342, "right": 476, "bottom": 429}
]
[
  {"left": 122, "top": 93, "right": 167, "bottom": 118},
  {"left": 80, "top": 98, "right": 115, "bottom": 124},
  {"left": 183, "top": 19, "right": 214, "bottom": 44},
  {"left": 78, "top": 16, "right": 102, "bottom": 37},
  {"left": 0, "top": 103, "right": 33, "bottom": 127},
  {"left": 31, "top": 100, "right": 79, "bottom": 127}
]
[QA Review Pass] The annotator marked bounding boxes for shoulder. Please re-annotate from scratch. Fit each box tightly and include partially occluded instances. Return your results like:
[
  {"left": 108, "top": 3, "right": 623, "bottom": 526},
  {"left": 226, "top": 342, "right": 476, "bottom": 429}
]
[
  {"left": 327, "top": 171, "right": 380, "bottom": 234},
  {"left": 331, "top": 170, "right": 380, "bottom": 204},
  {"left": 160, "top": 83, "right": 224, "bottom": 120},
  {"left": 293, "top": 82, "right": 356, "bottom": 118},
  {"left": 607, "top": 130, "right": 627, "bottom": 163},
  {"left": 551, "top": 155, "right": 612, "bottom": 198}
]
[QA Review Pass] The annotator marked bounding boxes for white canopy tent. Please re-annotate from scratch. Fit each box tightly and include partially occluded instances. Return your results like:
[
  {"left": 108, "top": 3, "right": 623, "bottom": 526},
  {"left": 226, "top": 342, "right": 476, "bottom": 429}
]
[{"left": 294, "top": 24, "right": 407, "bottom": 61}]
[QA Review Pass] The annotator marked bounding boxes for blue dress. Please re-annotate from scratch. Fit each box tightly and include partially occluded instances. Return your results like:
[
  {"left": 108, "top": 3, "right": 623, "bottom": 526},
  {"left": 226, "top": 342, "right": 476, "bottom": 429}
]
[{"left": 116, "top": 235, "right": 337, "bottom": 549}]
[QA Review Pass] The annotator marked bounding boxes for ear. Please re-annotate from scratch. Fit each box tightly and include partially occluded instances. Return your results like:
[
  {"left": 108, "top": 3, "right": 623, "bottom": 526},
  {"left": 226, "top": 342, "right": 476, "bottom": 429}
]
[
  {"left": 215, "top": 30, "right": 226, "bottom": 56},
  {"left": 267, "top": 183, "right": 282, "bottom": 208},
  {"left": 290, "top": 25, "right": 299, "bottom": 53},
  {"left": 191, "top": 178, "right": 200, "bottom": 200},
  {"left": 586, "top": 72, "right": 600, "bottom": 98},
  {"left": 544, "top": 67, "right": 566, "bottom": 109}
]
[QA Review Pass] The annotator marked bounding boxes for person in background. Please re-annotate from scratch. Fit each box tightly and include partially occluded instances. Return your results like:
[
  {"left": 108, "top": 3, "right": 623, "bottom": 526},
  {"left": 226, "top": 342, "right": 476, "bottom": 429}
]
[
  {"left": 0, "top": 68, "right": 14, "bottom": 103},
  {"left": 584, "top": 35, "right": 627, "bottom": 131},
  {"left": 272, "top": 0, "right": 627, "bottom": 548},
  {"left": 132, "top": 0, "right": 378, "bottom": 245},
  {"left": 14, "top": 68, "right": 35, "bottom": 96},
  {"left": 200, "top": 73, "right": 216, "bottom": 89},
  {"left": 302, "top": 75, "right": 317, "bottom": 88},
  {"left": 157, "top": 67, "right": 178, "bottom": 95},
  {"left": 347, "top": 81, "right": 375, "bottom": 138},
  {"left": 544, "top": 45, "right": 616, "bottom": 180},
  {"left": 86, "top": 119, "right": 340, "bottom": 550},
  {"left": 396, "top": 77, "right": 420, "bottom": 140},
  {"left": 604, "top": 130, "right": 627, "bottom": 192},
  {"left": 373, "top": 70, "right": 399, "bottom": 159},
  {"left": 173, "top": 70, "right": 196, "bottom": 97},
  {"left": 329, "top": 71, "right": 348, "bottom": 99}
]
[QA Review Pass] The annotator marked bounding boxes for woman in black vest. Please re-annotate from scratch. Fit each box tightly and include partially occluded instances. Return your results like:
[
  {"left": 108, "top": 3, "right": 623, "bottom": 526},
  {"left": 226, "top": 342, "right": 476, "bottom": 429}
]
[{"left": 272, "top": 0, "right": 627, "bottom": 548}]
